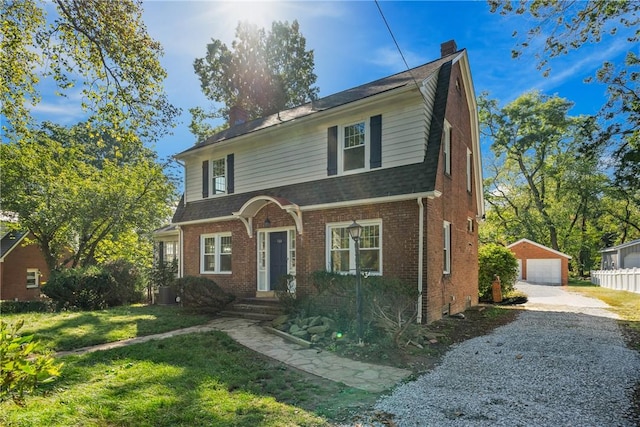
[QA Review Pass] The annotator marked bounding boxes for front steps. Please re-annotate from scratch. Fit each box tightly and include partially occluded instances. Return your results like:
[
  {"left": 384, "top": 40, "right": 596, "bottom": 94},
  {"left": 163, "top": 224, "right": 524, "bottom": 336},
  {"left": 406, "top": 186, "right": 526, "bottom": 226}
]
[{"left": 220, "top": 297, "right": 284, "bottom": 321}]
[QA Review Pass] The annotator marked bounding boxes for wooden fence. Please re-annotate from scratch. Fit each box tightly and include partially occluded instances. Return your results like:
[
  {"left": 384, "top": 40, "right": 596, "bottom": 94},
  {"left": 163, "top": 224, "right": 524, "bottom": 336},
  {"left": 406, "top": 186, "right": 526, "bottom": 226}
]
[{"left": 591, "top": 268, "right": 640, "bottom": 294}]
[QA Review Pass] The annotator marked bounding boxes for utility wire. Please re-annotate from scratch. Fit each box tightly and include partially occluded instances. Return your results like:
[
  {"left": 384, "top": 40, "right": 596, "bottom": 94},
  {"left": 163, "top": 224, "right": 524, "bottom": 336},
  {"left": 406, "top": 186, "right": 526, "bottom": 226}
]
[{"left": 374, "top": 0, "right": 429, "bottom": 104}]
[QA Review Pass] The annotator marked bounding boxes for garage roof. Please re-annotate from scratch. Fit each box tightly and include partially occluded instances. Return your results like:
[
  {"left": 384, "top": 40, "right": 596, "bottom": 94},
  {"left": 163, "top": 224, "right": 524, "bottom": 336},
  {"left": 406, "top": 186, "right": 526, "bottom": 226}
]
[{"left": 507, "top": 238, "right": 572, "bottom": 259}]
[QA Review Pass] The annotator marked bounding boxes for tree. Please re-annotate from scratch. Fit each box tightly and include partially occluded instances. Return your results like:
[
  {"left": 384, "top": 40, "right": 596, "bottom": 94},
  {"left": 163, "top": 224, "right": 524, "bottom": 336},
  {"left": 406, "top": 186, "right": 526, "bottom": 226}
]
[
  {"left": 479, "top": 91, "right": 607, "bottom": 273},
  {"left": 1, "top": 0, "right": 178, "bottom": 143},
  {"left": 0, "top": 122, "right": 176, "bottom": 271},
  {"left": 192, "top": 20, "right": 318, "bottom": 142},
  {"left": 488, "top": 0, "right": 639, "bottom": 192}
]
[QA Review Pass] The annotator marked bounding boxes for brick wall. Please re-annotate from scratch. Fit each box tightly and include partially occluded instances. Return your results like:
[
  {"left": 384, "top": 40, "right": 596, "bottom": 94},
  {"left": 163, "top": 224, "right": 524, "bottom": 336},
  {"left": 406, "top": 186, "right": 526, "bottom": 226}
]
[
  {"left": 422, "top": 61, "right": 480, "bottom": 322},
  {"left": 0, "top": 236, "right": 50, "bottom": 301}
]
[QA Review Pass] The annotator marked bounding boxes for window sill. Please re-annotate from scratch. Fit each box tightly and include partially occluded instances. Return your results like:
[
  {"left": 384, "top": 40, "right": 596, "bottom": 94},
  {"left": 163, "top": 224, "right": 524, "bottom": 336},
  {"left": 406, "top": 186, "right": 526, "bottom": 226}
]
[{"left": 200, "top": 271, "right": 232, "bottom": 275}]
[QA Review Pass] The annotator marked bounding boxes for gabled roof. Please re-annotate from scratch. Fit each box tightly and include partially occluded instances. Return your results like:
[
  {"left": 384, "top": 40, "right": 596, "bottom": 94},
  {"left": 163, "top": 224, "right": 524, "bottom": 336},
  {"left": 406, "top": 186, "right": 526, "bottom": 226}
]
[
  {"left": 507, "top": 238, "right": 572, "bottom": 259},
  {"left": 600, "top": 238, "right": 640, "bottom": 253},
  {"left": 176, "top": 51, "right": 462, "bottom": 157},
  {"left": 0, "top": 230, "right": 29, "bottom": 261}
]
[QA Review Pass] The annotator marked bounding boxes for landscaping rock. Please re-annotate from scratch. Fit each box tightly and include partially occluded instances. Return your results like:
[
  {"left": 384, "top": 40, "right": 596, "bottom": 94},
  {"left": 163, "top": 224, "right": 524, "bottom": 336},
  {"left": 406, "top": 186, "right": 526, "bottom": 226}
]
[
  {"left": 291, "top": 330, "right": 309, "bottom": 340},
  {"left": 307, "top": 324, "right": 330, "bottom": 334},
  {"left": 271, "top": 314, "right": 289, "bottom": 328}
]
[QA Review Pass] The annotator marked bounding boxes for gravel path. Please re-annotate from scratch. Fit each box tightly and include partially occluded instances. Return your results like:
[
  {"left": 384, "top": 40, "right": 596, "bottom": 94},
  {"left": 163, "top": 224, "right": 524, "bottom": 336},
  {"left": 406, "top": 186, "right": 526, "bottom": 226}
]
[{"left": 368, "top": 284, "right": 640, "bottom": 426}]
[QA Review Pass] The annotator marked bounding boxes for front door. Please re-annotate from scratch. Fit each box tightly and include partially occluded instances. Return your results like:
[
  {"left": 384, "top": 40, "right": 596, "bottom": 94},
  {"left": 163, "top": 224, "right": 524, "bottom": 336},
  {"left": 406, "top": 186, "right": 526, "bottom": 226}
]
[{"left": 269, "top": 231, "right": 288, "bottom": 290}]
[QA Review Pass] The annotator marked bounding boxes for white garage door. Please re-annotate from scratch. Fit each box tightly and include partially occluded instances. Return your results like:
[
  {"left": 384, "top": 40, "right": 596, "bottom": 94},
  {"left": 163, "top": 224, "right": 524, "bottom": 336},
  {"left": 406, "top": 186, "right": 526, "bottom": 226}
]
[{"left": 526, "top": 259, "right": 561, "bottom": 284}]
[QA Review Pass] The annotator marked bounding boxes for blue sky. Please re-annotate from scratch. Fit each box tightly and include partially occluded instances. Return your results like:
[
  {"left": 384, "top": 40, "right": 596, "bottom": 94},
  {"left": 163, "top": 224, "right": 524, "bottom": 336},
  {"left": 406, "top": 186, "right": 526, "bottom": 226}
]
[{"left": 30, "top": 1, "right": 633, "bottom": 163}]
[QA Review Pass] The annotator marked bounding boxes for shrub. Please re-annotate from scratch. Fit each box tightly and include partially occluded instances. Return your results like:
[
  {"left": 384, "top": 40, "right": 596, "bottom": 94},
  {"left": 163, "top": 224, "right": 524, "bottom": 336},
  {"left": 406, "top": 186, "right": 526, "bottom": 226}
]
[
  {"left": 478, "top": 243, "right": 519, "bottom": 301},
  {"left": 42, "top": 266, "right": 116, "bottom": 310},
  {"left": 0, "top": 320, "right": 63, "bottom": 406},
  {"left": 0, "top": 300, "right": 56, "bottom": 314},
  {"left": 308, "top": 271, "right": 418, "bottom": 346},
  {"left": 102, "top": 259, "right": 145, "bottom": 306},
  {"left": 173, "top": 276, "right": 235, "bottom": 314},
  {"left": 150, "top": 259, "right": 178, "bottom": 289}
]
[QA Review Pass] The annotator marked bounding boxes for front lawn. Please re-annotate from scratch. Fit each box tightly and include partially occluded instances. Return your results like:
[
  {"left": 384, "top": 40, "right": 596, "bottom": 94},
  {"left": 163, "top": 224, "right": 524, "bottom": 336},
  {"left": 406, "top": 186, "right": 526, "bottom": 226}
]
[
  {"left": 0, "top": 331, "right": 351, "bottom": 426},
  {"left": 0, "top": 305, "right": 374, "bottom": 425},
  {"left": 1, "top": 304, "right": 212, "bottom": 351}
]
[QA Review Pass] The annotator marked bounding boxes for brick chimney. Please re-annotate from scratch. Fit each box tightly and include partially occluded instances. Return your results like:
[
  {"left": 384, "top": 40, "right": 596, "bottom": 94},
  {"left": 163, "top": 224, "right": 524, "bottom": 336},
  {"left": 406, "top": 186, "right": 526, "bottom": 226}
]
[
  {"left": 440, "top": 40, "right": 458, "bottom": 57},
  {"left": 229, "top": 105, "right": 248, "bottom": 126}
]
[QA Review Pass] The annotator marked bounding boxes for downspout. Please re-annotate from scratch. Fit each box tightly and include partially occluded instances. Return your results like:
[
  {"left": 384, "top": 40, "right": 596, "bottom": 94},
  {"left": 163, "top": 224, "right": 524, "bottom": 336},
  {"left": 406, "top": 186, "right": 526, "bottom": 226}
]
[
  {"left": 177, "top": 225, "right": 184, "bottom": 278},
  {"left": 417, "top": 197, "right": 424, "bottom": 323}
]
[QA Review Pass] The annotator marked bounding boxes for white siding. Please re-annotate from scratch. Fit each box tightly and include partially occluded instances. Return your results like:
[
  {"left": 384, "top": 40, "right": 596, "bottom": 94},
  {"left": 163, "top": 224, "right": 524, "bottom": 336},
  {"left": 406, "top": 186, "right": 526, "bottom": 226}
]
[{"left": 183, "top": 89, "right": 433, "bottom": 201}]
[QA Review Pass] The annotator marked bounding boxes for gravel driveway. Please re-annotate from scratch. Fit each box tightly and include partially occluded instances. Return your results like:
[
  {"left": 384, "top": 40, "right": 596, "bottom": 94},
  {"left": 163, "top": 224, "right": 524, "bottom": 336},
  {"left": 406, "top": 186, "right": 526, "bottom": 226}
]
[{"left": 369, "top": 282, "right": 640, "bottom": 426}]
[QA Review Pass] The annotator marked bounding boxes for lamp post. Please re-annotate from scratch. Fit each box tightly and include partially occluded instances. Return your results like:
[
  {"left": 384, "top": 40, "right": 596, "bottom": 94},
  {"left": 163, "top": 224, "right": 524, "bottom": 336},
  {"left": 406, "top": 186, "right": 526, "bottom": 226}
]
[{"left": 347, "top": 219, "right": 364, "bottom": 344}]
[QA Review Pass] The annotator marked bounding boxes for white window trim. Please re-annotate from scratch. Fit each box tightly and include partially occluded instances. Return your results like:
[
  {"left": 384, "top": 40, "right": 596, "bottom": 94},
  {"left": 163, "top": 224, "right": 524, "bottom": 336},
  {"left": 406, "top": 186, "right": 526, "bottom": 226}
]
[
  {"left": 443, "top": 120, "right": 451, "bottom": 176},
  {"left": 339, "top": 118, "right": 370, "bottom": 175},
  {"left": 325, "top": 219, "right": 382, "bottom": 275},
  {"left": 200, "top": 232, "right": 232, "bottom": 274},
  {"left": 467, "top": 217, "right": 474, "bottom": 233},
  {"left": 209, "top": 157, "right": 227, "bottom": 196},
  {"left": 26, "top": 268, "right": 39, "bottom": 288},
  {"left": 443, "top": 221, "right": 451, "bottom": 274}
]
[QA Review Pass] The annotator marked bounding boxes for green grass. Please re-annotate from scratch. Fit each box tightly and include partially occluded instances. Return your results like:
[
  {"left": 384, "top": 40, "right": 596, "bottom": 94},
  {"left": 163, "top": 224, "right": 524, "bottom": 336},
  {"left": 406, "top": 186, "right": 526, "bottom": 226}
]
[
  {"left": 0, "top": 332, "right": 354, "bottom": 426},
  {"left": 1, "top": 304, "right": 212, "bottom": 351},
  {"left": 1, "top": 306, "right": 375, "bottom": 425},
  {"left": 568, "top": 285, "right": 640, "bottom": 322}
]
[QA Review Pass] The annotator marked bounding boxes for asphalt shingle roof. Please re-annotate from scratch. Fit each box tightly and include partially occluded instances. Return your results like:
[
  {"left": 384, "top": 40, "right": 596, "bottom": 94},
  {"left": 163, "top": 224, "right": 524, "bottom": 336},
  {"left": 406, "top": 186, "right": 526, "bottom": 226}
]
[{"left": 172, "top": 50, "right": 461, "bottom": 224}]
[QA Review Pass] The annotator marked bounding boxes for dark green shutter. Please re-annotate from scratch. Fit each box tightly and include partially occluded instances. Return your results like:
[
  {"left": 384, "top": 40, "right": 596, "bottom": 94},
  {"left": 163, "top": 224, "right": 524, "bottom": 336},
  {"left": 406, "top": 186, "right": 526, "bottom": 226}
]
[
  {"left": 327, "top": 126, "right": 338, "bottom": 176},
  {"left": 370, "top": 114, "right": 382, "bottom": 168},
  {"left": 202, "top": 160, "right": 209, "bottom": 198},
  {"left": 227, "top": 154, "right": 234, "bottom": 194}
]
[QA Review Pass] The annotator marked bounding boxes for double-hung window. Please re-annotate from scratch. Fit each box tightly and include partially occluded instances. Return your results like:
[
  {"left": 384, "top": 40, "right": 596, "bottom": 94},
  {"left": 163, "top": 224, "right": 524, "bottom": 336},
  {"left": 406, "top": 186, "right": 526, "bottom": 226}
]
[
  {"left": 443, "top": 120, "right": 451, "bottom": 175},
  {"left": 26, "top": 269, "right": 39, "bottom": 288},
  {"left": 211, "top": 158, "right": 226, "bottom": 195},
  {"left": 201, "top": 233, "right": 232, "bottom": 274},
  {"left": 163, "top": 241, "right": 178, "bottom": 263},
  {"left": 327, "top": 220, "right": 382, "bottom": 274},
  {"left": 443, "top": 221, "right": 451, "bottom": 274},
  {"left": 343, "top": 121, "right": 366, "bottom": 172}
]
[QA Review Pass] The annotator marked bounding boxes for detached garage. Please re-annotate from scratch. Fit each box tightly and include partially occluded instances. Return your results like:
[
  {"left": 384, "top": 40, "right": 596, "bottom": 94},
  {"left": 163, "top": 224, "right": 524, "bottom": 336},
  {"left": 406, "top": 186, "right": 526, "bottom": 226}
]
[{"left": 507, "top": 239, "right": 572, "bottom": 285}]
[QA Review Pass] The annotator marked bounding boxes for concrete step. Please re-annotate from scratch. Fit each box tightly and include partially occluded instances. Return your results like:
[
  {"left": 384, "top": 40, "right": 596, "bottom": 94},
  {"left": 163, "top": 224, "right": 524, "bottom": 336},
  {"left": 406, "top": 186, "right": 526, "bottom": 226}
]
[
  {"left": 231, "top": 303, "right": 284, "bottom": 315},
  {"left": 220, "top": 310, "right": 277, "bottom": 321}
]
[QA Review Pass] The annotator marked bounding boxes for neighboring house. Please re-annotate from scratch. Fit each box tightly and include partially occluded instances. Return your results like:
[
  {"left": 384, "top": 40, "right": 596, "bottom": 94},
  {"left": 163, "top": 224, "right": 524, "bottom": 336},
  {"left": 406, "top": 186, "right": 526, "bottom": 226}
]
[
  {"left": 164, "top": 40, "right": 484, "bottom": 323},
  {"left": 600, "top": 239, "right": 640, "bottom": 270},
  {"left": 507, "top": 239, "right": 572, "bottom": 286},
  {"left": 0, "top": 231, "right": 50, "bottom": 301}
]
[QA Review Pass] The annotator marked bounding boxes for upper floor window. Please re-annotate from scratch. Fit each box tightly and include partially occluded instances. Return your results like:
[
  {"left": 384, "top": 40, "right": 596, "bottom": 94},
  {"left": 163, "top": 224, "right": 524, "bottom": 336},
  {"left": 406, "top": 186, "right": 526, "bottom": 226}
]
[
  {"left": 327, "top": 220, "right": 382, "bottom": 274},
  {"left": 202, "top": 154, "right": 234, "bottom": 198},
  {"left": 211, "top": 158, "right": 226, "bottom": 195},
  {"left": 201, "top": 233, "right": 232, "bottom": 274},
  {"left": 327, "top": 115, "right": 381, "bottom": 176},
  {"left": 26, "top": 268, "right": 39, "bottom": 288},
  {"left": 443, "top": 120, "right": 451, "bottom": 175},
  {"left": 343, "top": 121, "right": 366, "bottom": 171}
]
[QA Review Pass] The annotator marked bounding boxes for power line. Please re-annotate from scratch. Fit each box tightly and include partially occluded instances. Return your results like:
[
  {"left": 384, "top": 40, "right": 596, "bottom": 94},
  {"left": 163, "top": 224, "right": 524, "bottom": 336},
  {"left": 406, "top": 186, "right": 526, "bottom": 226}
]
[{"left": 374, "top": 0, "right": 428, "bottom": 104}]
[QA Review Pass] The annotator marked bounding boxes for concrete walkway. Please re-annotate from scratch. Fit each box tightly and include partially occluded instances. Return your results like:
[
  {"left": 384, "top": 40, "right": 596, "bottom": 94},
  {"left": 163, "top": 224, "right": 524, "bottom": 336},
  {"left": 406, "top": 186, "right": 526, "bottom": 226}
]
[{"left": 56, "top": 317, "right": 411, "bottom": 393}]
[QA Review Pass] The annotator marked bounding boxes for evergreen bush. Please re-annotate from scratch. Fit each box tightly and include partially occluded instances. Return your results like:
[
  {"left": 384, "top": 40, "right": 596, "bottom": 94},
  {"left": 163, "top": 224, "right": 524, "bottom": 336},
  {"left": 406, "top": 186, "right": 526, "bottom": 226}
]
[{"left": 478, "top": 243, "right": 519, "bottom": 301}]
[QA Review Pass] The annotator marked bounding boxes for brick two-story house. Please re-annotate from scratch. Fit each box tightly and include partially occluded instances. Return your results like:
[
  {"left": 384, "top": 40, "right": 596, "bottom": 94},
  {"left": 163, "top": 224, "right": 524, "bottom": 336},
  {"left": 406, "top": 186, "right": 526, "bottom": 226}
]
[{"left": 163, "top": 40, "right": 484, "bottom": 323}]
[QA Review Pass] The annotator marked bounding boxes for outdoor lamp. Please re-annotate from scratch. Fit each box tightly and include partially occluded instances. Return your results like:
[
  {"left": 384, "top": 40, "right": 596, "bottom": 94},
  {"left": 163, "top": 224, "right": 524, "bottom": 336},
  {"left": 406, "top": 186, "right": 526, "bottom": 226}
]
[
  {"left": 347, "top": 220, "right": 363, "bottom": 242},
  {"left": 347, "top": 219, "right": 364, "bottom": 344}
]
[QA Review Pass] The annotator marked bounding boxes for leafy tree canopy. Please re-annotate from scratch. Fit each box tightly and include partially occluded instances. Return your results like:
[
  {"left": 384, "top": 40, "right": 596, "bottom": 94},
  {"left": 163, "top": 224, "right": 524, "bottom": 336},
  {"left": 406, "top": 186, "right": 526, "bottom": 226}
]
[
  {"left": 0, "top": 122, "right": 177, "bottom": 271},
  {"left": 192, "top": 20, "right": 319, "bottom": 142},
  {"left": 487, "top": 0, "right": 639, "bottom": 193},
  {"left": 1, "top": 0, "right": 179, "bottom": 143}
]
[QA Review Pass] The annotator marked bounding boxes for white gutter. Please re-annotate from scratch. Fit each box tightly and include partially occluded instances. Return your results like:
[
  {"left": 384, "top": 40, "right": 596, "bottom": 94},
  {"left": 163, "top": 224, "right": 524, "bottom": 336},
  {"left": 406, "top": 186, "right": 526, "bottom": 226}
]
[
  {"left": 417, "top": 197, "right": 424, "bottom": 323},
  {"left": 177, "top": 225, "right": 184, "bottom": 278}
]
